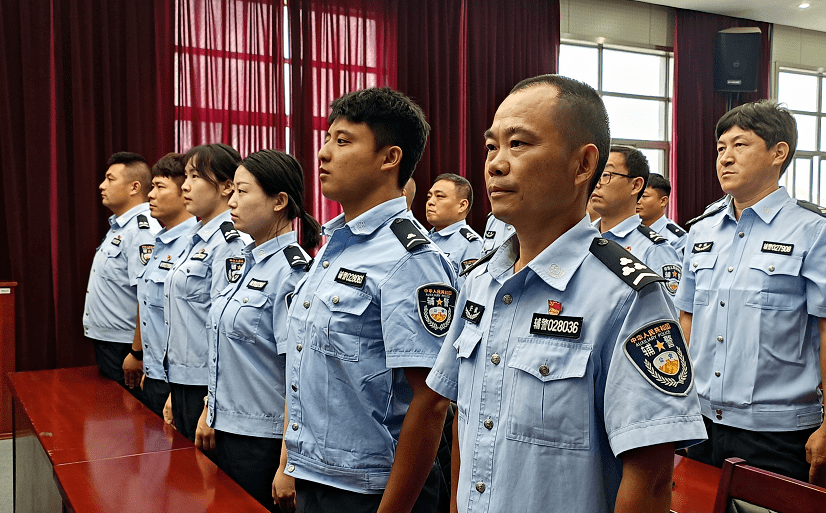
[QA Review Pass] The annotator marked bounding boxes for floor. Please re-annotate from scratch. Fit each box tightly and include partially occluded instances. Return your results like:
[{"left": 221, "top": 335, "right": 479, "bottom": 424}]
[{"left": 0, "top": 438, "right": 11, "bottom": 513}]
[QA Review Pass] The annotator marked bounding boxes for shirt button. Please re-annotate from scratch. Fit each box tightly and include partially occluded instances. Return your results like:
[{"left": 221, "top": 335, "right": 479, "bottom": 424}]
[
  {"left": 716, "top": 414, "right": 723, "bottom": 420},
  {"left": 727, "top": 267, "right": 733, "bottom": 272},
  {"left": 322, "top": 261, "right": 330, "bottom": 268},
  {"left": 287, "top": 464, "right": 295, "bottom": 473},
  {"left": 142, "top": 321, "right": 146, "bottom": 326},
  {"left": 213, "top": 324, "right": 217, "bottom": 330},
  {"left": 243, "top": 297, "right": 249, "bottom": 303},
  {"left": 332, "top": 296, "right": 340, "bottom": 304},
  {"left": 692, "top": 262, "right": 698, "bottom": 268},
  {"left": 144, "top": 279, "right": 148, "bottom": 283},
  {"left": 165, "top": 294, "right": 168, "bottom": 298},
  {"left": 476, "top": 482, "right": 486, "bottom": 493},
  {"left": 291, "top": 384, "right": 298, "bottom": 392},
  {"left": 490, "top": 354, "right": 501, "bottom": 365},
  {"left": 187, "top": 268, "right": 191, "bottom": 273},
  {"left": 715, "top": 371, "right": 721, "bottom": 377},
  {"left": 738, "top": 232, "right": 744, "bottom": 238},
  {"left": 296, "top": 344, "right": 303, "bottom": 352},
  {"left": 768, "top": 265, "right": 775, "bottom": 272},
  {"left": 717, "top": 336, "right": 723, "bottom": 342},
  {"left": 502, "top": 294, "right": 513, "bottom": 305},
  {"left": 292, "top": 423, "right": 299, "bottom": 431},
  {"left": 483, "top": 418, "right": 493, "bottom": 430},
  {"left": 506, "top": 226, "right": 512, "bottom": 231},
  {"left": 720, "top": 301, "right": 725, "bottom": 307},
  {"left": 539, "top": 364, "right": 550, "bottom": 376},
  {"left": 165, "top": 321, "right": 168, "bottom": 325},
  {"left": 303, "top": 301, "right": 310, "bottom": 309}
]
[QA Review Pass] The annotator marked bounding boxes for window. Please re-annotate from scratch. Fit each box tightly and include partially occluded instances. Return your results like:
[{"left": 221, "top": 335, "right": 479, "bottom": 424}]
[
  {"left": 776, "top": 68, "right": 826, "bottom": 205},
  {"left": 558, "top": 41, "right": 673, "bottom": 179}
]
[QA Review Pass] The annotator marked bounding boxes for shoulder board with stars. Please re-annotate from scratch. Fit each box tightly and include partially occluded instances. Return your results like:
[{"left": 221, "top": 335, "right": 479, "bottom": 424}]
[
  {"left": 666, "top": 223, "right": 686, "bottom": 237},
  {"left": 137, "top": 214, "right": 151, "bottom": 229},
  {"left": 459, "top": 227, "right": 479, "bottom": 242},
  {"left": 220, "top": 221, "right": 241, "bottom": 242},
  {"left": 637, "top": 224, "right": 667, "bottom": 244},
  {"left": 390, "top": 218, "right": 429, "bottom": 252},
  {"left": 459, "top": 246, "right": 496, "bottom": 277},
  {"left": 686, "top": 196, "right": 728, "bottom": 227},
  {"left": 283, "top": 245, "right": 310, "bottom": 268},
  {"left": 796, "top": 200, "right": 826, "bottom": 217},
  {"left": 589, "top": 238, "right": 665, "bottom": 291}
]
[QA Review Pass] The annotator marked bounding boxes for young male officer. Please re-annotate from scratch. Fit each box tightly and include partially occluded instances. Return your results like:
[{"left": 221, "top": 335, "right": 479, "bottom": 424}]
[
  {"left": 637, "top": 173, "right": 687, "bottom": 255},
  {"left": 425, "top": 173, "right": 483, "bottom": 285},
  {"left": 125, "top": 153, "right": 197, "bottom": 417},
  {"left": 83, "top": 152, "right": 161, "bottom": 391},
  {"left": 273, "top": 87, "right": 455, "bottom": 513},
  {"left": 674, "top": 100, "right": 826, "bottom": 486},
  {"left": 590, "top": 145, "right": 683, "bottom": 295},
  {"left": 426, "top": 75, "right": 706, "bottom": 513}
]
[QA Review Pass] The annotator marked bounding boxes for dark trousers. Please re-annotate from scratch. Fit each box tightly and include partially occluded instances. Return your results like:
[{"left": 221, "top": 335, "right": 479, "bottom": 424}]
[
  {"left": 91, "top": 338, "right": 146, "bottom": 404},
  {"left": 688, "top": 415, "right": 816, "bottom": 482},
  {"left": 215, "top": 430, "right": 282, "bottom": 512},
  {"left": 169, "top": 382, "right": 207, "bottom": 442},
  {"left": 142, "top": 376, "right": 171, "bottom": 419},
  {"left": 295, "top": 461, "right": 441, "bottom": 513}
]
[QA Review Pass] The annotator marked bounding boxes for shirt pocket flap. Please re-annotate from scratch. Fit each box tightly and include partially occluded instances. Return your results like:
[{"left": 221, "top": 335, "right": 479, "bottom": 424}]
[
  {"left": 749, "top": 253, "right": 802, "bottom": 276},
  {"left": 508, "top": 338, "right": 591, "bottom": 382},
  {"left": 317, "top": 286, "right": 372, "bottom": 316},
  {"left": 185, "top": 261, "right": 210, "bottom": 278},
  {"left": 453, "top": 325, "right": 482, "bottom": 359},
  {"left": 233, "top": 290, "right": 269, "bottom": 308},
  {"left": 689, "top": 253, "right": 717, "bottom": 273}
]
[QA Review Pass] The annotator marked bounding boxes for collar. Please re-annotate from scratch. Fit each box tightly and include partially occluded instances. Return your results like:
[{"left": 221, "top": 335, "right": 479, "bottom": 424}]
[
  {"left": 322, "top": 197, "right": 408, "bottom": 238},
  {"left": 725, "top": 187, "right": 790, "bottom": 225},
  {"left": 488, "top": 216, "right": 599, "bottom": 291},
  {"left": 157, "top": 216, "right": 198, "bottom": 245},
  {"left": 602, "top": 214, "right": 642, "bottom": 238},
  {"left": 650, "top": 215, "right": 669, "bottom": 234},
  {"left": 110, "top": 203, "right": 150, "bottom": 228},
  {"left": 194, "top": 210, "right": 232, "bottom": 244},
  {"left": 430, "top": 220, "right": 468, "bottom": 237},
  {"left": 243, "top": 231, "right": 298, "bottom": 264}
]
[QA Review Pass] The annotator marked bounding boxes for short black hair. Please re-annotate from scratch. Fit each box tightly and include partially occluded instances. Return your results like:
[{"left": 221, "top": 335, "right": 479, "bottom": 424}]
[
  {"left": 610, "top": 145, "right": 649, "bottom": 200},
  {"left": 433, "top": 173, "right": 473, "bottom": 211},
  {"left": 151, "top": 153, "right": 186, "bottom": 186},
  {"left": 646, "top": 173, "right": 671, "bottom": 197},
  {"left": 107, "top": 151, "right": 152, "bottom": 194},
  {"left": 328, "top": 87, "right": 431, "bottom": 188},
  {"left": 715, "top": 100, "right": 797, "bottom": 175},
  {"left": 510, "top": 75, "right": 610, "bottom": 199},
  {"left": 183, "top": 143, "right": 241, "bottom": 188}
]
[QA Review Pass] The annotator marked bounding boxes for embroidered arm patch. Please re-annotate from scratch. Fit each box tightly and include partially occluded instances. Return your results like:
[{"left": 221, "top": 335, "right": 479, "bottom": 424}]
[
  {"left": 623, "top": 320, "right": 693, "bottom": 396},
  {"left": 139, "top": 244, "right": 154, "bottom": 265},
  {"left": 226, "top": 257, "right": 244, "bottom": 283},
  {"left": 417, "top": 283, "right": 458, "bottom": 337}
]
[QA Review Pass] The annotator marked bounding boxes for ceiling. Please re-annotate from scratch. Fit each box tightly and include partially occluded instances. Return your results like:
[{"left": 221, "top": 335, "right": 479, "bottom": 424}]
[{"left": 642, "top": 1, "right": 826, "bottom": 32}]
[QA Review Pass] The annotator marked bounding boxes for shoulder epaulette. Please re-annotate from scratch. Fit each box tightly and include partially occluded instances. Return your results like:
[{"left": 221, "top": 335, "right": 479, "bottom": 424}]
[
  {"left": 686, "top": 199, "right": 728, "bottom": 227},
  {"left": 459, "top": 246, "right": 496, "bottom": 277},
  {"left": 390, "top": 218, "right": 429, "bottom": 252},
  {"left": 589, "top": 238, "right": 666, "bottom": 291},
  {"left": 637, "top": 224, "right": 667, "bottom": 244},
  {"left": 137, "top": 214, "right": 151, "bottom": 229},
  {"left": 796, "top": 200, "right": 826, "bottom": 217},
  {"left": 459, "top": 227, "right": 480, "bottom": 242},
  {"left": 666, "top": 223, "right": 686, "bottom": 237},
  {"left": 283, "top": 245, "right": 310, "bottom": 268},
  {"left": 220, "top": 221, "right": 241, "bottom": 242},
  {"left": 486, "top": 211, "right": 493, "bottom": 218}
]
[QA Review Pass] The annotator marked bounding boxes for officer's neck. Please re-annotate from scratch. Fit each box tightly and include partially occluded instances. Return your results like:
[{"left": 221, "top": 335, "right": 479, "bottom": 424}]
[
  {"left": 731, "top": 183, "right": 779, "bottom": 221},
  {"left": 597, "top": 203, "right": 636, "bottom": 233},
  {"left": 110, "top": 197, "right": 146, "bottom": 218},
  {"left": 513, "top": 214, "right": 581, "bottom": 274}
]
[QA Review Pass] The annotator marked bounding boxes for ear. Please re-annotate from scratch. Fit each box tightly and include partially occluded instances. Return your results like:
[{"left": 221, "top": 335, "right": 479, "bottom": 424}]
[
  {"left": 129, "top": 180, "right": 142, "bottom": 197},
  {"left": 659, "top": 194, "right": 669, "bottom": 210},
  {"left": 220, "top": 179, "right": 234, "bottom": 199},
  {"left": 379, "top": 146, "right": 403, "bottom": 173},
  {"left": 458, "top": 198, "right": 469, "bottom": 215},
  {"left": 573, "top": 144, "right": 599, "bottom": 187},
  {"left": 772, "top": 141, "right": 790, "bottom": 171},
  {"left": 272, "top": 191, "right": 289, "bottom": 214},
  {"left": 630, "top": 177, "right": 645, "bottom": 196}
]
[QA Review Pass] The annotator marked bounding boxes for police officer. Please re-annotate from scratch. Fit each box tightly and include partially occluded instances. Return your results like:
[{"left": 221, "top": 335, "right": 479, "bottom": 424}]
[
  {"left": 163, "top": 143, "right": 250, "bottom": 442},
  {"left": 126, "top": 153, "right": 197, "bottom": 418},
  {"left": 637, "top": 173, "right": 687, "bottom": 255},
  {"left": 425, "top": 173, "right": 482, "bottom": 286},
  {"left": 273, "top": 87, "right": 454, "bottom": 513},
  {"left": 192, "top": 150, "right": 320, "bottom": 512},
  {"left": 590, "top": 145, "right": 683, "bottom": 295},
  {"left": 479, "top": 214, "right": 512, "bottom": 257},
  {"left": 426, "top": 75, "right": 706, "bottom": 513},
  {"left": 674, "top": 100, "right": 826, "bottom": 485},
  {"left": 83, "top": 152, "right": 160, "bottom": 393}
]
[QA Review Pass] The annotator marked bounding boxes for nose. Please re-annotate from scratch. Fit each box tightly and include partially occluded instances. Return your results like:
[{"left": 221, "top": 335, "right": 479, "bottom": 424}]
[
  {"left": 318, "top": 140, "right": 330, "bottom": 162},
  {"left": 486, "top": 149, "right": 509, "bottom": 177},
  {"left": 717, "top": 146, "right": 734, "bottom": 166},
  {"left": 99, "top": 180, "right": 106, "bottom": 190},
  {"left": 227, "top": 191, "right": 237, "bottom": 208},
  {"left": 181, "top": 179, "right": 191, "bottom": 193}
]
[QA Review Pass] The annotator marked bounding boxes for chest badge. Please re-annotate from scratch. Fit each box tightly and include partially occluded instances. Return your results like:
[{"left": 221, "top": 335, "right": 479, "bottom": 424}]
[
  {"left": 335, "top": 268, "right": 367, "bottom": 288},
  {"left": 530, "top": 313, "right": 582, "bottom": 339},
  {"left": 139, "top": 244, "right": 154, "bottom": 265},
  {"left": 111, "top": 235, "right": 122, "bottom": 246},
  {"left": 761, "top": 241, "right": 794, "bottom": 255},
  {"left": 623, "top": 320, "right": 693, "bottom": 396},
  {"left": 159, "top": 255, "right": 174, "bottom": 270},
  {"left": 247, "top": 278, "right": 267, "bottom": 290},
  {"left": 226, "top": 257, "right": 244, "bottom": 283},
  {"left": 692, "top": 242, "right": 713, "bottom": 253},
  {"left": 461, "top": 300, "right": 485, "bottom": 324},
  {"left": 548, "top": 300, "right": 562, "bottom": 316},
  {"left": 191, "top": 248, "right": 208, "bottom": 260},
  {"left": 417, "top": 284, "right": 458, "bottom": 337}
]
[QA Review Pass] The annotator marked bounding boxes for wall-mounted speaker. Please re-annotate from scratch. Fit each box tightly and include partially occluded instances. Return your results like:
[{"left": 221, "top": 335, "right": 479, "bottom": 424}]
[{"left": 714, "top": 27, "right": 761, "bottom": 93}]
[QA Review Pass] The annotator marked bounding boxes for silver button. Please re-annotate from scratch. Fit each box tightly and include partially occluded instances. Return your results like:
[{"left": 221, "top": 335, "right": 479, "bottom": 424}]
[
  {"left": 322, "top": 261, "right": 330, "bottom": 268},
  {"left": 539, "top": 364, "right": 550, "bottom": 376},
  {"left": 715, "top": 371, "right": 721, "bottom": 377},
  {"left": 738, "top": 232, "right": 744, "bottom": 238},
  {"left": 291, "top": 384, "right": 298, "bottom": 392},
  {"left": 502, "top": 294, "right": 513, "bottom": 305},
  {"left": 165, "top": 321, "right": 168, "bottom": 325},
  {"left": 717, "top": 336, "right": 723, "bottom": 342},
  {"left": 303, "top": 301, "right": 310, "bottom": 309},
  {"left": 287, "top": 464, "right": 295, "bottom": 473},
  {"left": 490, "top": 354, "right": 501, "bottom": 365},
  {"left": 476, "top": 482, "right": 486, "bottom": 493},
  {"left": 768, "top": 265, "right": 775, "bottom": 272},
  {"left": 727, "top": 267, "right": 733, "bottom": 272},
  {"left": 187, "top": 268, "right": 191, "bottom": 273},
  {"left": 720, "top": 301, "right": 725, "bottom": 307},
  {"left": 165, "top": 293, "right": 168, "bottom": 298},
  {"left": 692, "top": 262, "right": 698, "bottom": 268},
  {"left": 506, "top": 226, "right": 512, "bottom": 231},
  {"left": 213, "top": 324, "right": 217, "bottom": 329},
  {"left": 292, "top": 423, "right": 299, "bottom": 430},
  {"left": 332, "top": 296, "right": 340, "bottom": 304},
  {"left": 483, "top": 418, "right": 493, "bottom": 430},
  {"left": 243, "top": 297, "right": 249, "bottom": 303},
  {"left": 296, "top": 344, "right": 303, "bottom": 352}
]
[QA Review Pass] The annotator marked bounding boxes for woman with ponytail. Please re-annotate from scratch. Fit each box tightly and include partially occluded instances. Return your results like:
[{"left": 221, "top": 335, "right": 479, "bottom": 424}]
[{"left": 194, "top": 149, "right": 319, "bottom": 512}]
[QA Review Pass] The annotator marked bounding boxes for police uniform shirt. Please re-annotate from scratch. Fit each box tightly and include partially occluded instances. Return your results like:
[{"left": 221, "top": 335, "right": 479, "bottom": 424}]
[
  {"left": 206, "top": 232, "right": 310, "bottom": 438},
  {"left": 428, "top": 220, "right": 483, "bottom": 287},
  {"left": 595, "top": 214, "right": 683, "bottom": 295},
  {"left": 480, "top": 214, "right": 513, "bottom": 256},
  {"left": 650, "top": 215, "right": 688, "bottom": 256},
  {"left": 136, "top": 216, "right": 198, "bottom": 381},
  {"left": 426, "top": 216, "right": 706, "bottom": 513},
  {"left": 673, "top": 188, "right": 826, "bottom": 431},
  {"left": 283, "top": 197, "right": 456, "bottom": 494},
  {"left": 163, "top": 210, "right": 251, "bottom": 386},
  {"left": 83, "top": 203, "right": 161, "bottom": 343}
]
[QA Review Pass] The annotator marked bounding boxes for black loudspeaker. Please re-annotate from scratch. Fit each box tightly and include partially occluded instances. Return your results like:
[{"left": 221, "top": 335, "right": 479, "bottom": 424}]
[{"left": 714, "top": 28, "right": 761, "bottom": 93}]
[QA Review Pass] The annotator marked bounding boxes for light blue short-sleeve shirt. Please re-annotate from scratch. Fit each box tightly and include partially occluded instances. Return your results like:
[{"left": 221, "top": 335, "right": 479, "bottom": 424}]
[
  {"left": 427, "top": 216, "right": 706, "bottom": 513},
  {"left": 650, "top": 215, "right": 688, "bottom": 256},
  {"left": 429, "top": 220, "right": 483, "bottom": 288},
  {"left": 83, "top": 203, "right": 161, "bottom": 343},
  {"left": 206, "top": 232, "right": 310, "bottom": 438},
  {"left": 163, "top": 210, "right": 250, "bottom": 386},
  {"left": 480, "top": 214, "right": 513, "bottom": 257},
  {"left": 674, "top": 188, "right": 826, "bottom": 431},
  {"left": 283, "top": 197, "right": 456, "bottom": 494}
]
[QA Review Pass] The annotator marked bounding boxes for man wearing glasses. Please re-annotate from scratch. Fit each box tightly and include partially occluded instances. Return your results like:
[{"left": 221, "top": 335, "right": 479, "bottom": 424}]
[{"left": 590, "top": 145, "right": 682, "bottom": 295}]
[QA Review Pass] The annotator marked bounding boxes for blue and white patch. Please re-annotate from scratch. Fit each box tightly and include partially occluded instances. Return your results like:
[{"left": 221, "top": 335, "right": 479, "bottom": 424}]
[
  {"left": 139, "top": 244, "right": 154, "bottom": 266},
  {"left": 661, "top": 264, "right": 681, "bottom": 296},
  {"left": 461, "top": 300, "right": 485, "bottom": 325},
  {"left": 226, "top": 257, "right": 244, "bottom": 283},
  {"left": 417, "top": 283, "right": 457, "bottom": 337},
  {"left": 623, "top": 320, "right": 693, "bottom": 396},
  {"left": 692, "top": 242, "right": 713, "bottom": 253}
]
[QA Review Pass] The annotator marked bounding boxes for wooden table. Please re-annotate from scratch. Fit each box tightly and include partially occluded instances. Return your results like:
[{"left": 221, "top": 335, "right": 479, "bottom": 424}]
[
  {"left": 671, "top": 454, "right": 722, "bottom": 513},
  {"left": 9, "top": 366, "right": 268, "bottom": 512}
]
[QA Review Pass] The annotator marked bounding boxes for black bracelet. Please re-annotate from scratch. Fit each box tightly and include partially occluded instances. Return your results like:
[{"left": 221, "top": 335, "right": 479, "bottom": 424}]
[{"left": 129, "top": 349, "right": 144, "bottom": 361}]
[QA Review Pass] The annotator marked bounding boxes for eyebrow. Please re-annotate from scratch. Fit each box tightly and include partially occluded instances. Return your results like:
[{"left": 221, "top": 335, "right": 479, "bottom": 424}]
[
  {"left": 328, "top": 129, "right": 355, "bottom": 139},
  {"left": 483, "top": 126, "right": 535, "bottom": 139},
  {"left": 235, "top": 180, "right": 250, "bottom": 186}
]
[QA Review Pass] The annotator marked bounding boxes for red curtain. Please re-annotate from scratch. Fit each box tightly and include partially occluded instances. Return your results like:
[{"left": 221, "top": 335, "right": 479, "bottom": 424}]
[
  {"left": 0, "top": 0, "right": 174, "bottom": 371},
  {"left": 671, "top": 10, "right": 771, "bottom": 224}
]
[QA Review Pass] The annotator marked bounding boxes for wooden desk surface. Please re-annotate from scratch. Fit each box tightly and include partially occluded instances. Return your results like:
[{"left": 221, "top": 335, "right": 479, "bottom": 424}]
[
  {"left": 671, "top": 454, "right": 722, "bottom": 513},
  {"left": 8, "top": 366, "right": 190, "bottom": 465}
]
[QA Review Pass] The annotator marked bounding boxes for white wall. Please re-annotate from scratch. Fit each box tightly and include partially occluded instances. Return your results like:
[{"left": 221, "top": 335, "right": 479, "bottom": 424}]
[
  {"left": 772, "top": 24, "right": 826, "bottom": 71},
  {"left": 560, "top": 0, "right": 674, "bottom": 48}
]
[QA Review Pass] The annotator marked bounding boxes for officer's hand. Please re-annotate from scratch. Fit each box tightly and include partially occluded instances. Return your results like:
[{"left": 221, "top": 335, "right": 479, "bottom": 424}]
[
  {"left": 194, "top": 408, "right": 216, "bottom": 452},
  {"left": 122, "top": 354, "right": 143, "bottom": 389},
  {"left": 273, "top": 466, "right": 296, "bottom": 513},
  {"left": 806, "top": 424, "right": 826, "bottom": 487},
  {"left": 140, "top": 374, "right": 145, "bottom": 390},
  {"left": 163, "top": 394, "right": 176, "bottom": 428}
]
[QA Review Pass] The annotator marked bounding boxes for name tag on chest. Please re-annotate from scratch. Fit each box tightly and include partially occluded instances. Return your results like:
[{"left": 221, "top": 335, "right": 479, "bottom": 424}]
[
  {"left": 335, "top": 268, "right": 366, "bottom": 288},
  {"left": 529, "top": 313, "right": 583, "bottom": 339},
  {"left": 761, "top": 241, "right": 793, "bottom": 255}
]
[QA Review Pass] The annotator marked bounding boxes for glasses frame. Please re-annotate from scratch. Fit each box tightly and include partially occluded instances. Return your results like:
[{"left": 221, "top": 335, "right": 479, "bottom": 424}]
[{"left": 599, "top": 171, "right": 634, "bottom": 185}]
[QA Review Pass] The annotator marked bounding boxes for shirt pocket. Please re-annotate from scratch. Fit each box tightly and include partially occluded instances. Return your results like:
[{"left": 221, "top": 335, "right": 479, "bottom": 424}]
[
  {"left": 310, "top": 285, "right": 372, "bottom": 361},
  {"left": 100, "top": 244, "right": 124, "bottom": 280},
  {"left": 688, "top": 253, "right": 717, "bottom": 306},
  {"left": 506, "top": 337, "right": 592, "bottom": 449},
  {"left": 453, "top": 324, "right": 482, "bottom": 422},
  {"left": 745, "top": 253, "right": 804, "bottom": 311},
  {"left": 227, "top": 291, "right": 270, "bottom": 343},
  {"left": 182, "top": 261, "right": 211, "bottom": 303}
]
